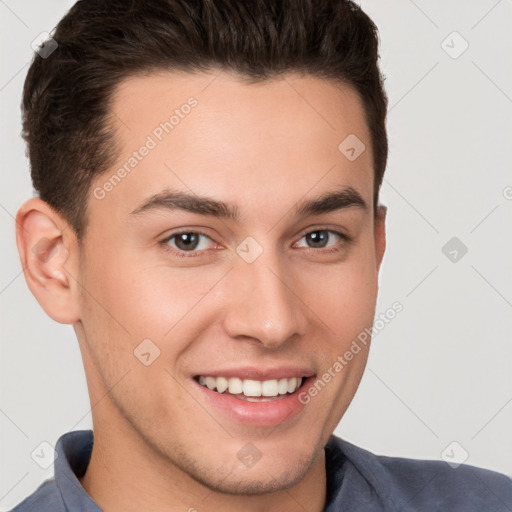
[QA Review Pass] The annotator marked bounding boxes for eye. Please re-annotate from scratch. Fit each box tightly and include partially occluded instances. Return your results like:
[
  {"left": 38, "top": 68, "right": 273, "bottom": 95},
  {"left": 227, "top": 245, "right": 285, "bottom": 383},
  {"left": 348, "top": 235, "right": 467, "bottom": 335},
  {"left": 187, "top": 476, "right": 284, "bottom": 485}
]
[
  {"left": 160, "top": 231, "right": 217, "bottom": 257},
  {"left": 159, "top": 228, "right": 350, "bottom": 259},
  {"left": 294, "top": 229, "right": 349, "bottom": 252}
]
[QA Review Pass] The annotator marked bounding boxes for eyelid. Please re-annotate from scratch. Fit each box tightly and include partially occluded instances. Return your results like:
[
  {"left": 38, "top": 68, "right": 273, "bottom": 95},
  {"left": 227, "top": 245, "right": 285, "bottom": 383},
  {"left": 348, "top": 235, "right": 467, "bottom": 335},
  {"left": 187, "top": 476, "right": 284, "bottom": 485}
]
[
  {"left": 292, "top": 228, "right": 351, "bottom": 249},
  {"left": 296, "top": 224, "right": 350, "bottom": 239},
  {"left": 160, "top": 229, "right": 218, "bottom": 253}
]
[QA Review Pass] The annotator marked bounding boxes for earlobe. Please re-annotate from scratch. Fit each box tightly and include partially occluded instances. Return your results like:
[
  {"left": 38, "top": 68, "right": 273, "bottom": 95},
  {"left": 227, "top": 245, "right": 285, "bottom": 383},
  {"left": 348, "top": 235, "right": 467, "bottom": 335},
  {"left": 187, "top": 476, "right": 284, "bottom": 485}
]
[
  {"left": 374, "top": 204, "right": 387, "bottom": 272},
  {"left": 15, "top": 198, "right": 81, "bottom": 324}
]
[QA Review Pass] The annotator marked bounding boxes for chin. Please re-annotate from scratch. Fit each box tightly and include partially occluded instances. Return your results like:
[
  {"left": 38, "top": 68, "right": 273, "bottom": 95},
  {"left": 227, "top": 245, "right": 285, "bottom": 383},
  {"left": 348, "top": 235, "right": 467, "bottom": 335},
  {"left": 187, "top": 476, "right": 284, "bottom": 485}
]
[
  {"left": 194, "top": 454, "right": 313, "bottom": 496},
  {"left": 167, "top": 435, "right": 319, "bottom": 496}
]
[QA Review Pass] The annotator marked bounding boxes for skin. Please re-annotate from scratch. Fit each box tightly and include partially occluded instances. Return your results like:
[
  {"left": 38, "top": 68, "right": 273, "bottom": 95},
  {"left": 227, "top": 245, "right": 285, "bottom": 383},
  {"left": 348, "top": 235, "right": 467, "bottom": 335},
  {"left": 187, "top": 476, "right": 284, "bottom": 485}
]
[{"left": 16, "top": 71, "right": 386, "bottom": 512}]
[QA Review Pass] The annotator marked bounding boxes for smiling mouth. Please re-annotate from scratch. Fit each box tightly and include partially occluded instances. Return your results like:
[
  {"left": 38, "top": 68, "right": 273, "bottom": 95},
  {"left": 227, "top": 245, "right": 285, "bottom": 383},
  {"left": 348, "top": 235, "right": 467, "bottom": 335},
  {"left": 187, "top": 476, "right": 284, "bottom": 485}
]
[{"left": 194, "top": 375, "right": 308, "bottom": 402}]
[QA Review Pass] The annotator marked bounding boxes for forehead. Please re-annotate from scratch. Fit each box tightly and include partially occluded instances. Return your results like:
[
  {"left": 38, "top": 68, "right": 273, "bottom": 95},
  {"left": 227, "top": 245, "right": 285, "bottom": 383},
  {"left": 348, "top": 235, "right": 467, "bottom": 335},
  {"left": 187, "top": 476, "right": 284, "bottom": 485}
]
[
  {"left": 110, "top": 70, "right": 370, "bottom": 149},
  {"left": 92, "top": 70, "right": 373, "bottom": 223}
]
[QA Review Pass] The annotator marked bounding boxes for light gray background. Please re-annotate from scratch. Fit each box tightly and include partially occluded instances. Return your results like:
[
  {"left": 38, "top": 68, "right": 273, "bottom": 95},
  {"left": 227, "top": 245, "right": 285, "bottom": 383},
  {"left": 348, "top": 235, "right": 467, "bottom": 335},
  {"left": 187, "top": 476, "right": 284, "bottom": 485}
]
[{"left": 1, "top": 0, "right": 511, "bottom": 509}]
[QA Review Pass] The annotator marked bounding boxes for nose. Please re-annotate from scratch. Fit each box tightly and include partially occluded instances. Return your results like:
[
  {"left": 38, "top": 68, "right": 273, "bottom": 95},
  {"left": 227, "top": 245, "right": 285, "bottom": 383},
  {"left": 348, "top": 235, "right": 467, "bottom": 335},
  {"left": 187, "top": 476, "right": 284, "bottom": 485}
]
[{"left": 221, "top": 249, "right": 306, "bottom": 349}]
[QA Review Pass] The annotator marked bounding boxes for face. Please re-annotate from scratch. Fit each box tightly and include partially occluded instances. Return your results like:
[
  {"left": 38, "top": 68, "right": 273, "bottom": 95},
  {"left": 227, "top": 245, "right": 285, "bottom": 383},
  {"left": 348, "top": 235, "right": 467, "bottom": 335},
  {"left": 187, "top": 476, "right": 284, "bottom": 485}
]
[{"left": 73, "top": 71, "right": 385, "bottom": 494}]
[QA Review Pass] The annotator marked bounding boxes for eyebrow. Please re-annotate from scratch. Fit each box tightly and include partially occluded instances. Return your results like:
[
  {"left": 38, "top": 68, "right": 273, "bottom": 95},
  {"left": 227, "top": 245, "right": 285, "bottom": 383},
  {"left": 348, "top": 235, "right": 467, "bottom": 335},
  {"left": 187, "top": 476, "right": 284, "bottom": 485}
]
[{"left": 129, "top": 186, "right": 367, "bottom": 220}]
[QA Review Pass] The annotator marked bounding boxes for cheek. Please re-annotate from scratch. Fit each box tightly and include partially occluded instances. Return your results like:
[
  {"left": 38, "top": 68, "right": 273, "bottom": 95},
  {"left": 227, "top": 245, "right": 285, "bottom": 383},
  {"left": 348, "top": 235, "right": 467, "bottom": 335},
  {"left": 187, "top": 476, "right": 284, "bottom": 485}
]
[
  {"left": 78, "top": 256, "right": 230, "bottom": 382},
  {"left": 300, "top": 254, "right": 378, "bottom": 339},
  {"left": 82, "top": 250, "right": 208, "bottom": 335}
]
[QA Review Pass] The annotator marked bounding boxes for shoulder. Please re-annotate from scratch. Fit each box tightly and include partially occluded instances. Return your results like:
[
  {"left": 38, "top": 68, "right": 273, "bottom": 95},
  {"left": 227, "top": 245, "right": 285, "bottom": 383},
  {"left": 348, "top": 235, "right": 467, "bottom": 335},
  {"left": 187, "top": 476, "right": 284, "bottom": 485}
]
[
  {"left": 326, "top": 436, "right": 512, "bottom": 511},
  {"left": 9, "top": 478, "right": 65, "bottom": 512},
  {"left": 8, "top": 429, "right": 94, "bottom": 512}
]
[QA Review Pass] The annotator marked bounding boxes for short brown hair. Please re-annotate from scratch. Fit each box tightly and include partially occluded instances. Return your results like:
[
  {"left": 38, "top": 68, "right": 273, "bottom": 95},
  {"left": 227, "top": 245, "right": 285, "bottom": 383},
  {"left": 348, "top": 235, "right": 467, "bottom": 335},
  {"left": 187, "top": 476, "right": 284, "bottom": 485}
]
[{"left": 22, "top": 0, "right": 388, "bottom": 241}]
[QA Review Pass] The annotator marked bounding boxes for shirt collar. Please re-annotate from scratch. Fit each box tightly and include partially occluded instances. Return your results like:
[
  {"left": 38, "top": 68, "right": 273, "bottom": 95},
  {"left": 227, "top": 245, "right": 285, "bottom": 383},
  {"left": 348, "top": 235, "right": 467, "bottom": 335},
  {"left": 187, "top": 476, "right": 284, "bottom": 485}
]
[{"left": 54, "top": 430, "right": 101, "bottom": 512}]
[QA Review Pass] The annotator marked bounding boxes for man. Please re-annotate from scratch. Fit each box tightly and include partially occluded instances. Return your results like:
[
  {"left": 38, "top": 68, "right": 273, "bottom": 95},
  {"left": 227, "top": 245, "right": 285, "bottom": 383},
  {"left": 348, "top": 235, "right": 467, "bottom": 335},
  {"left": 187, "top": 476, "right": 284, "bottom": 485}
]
[{"left": 11, "top": 0, "right": 512, "bottom": 510}]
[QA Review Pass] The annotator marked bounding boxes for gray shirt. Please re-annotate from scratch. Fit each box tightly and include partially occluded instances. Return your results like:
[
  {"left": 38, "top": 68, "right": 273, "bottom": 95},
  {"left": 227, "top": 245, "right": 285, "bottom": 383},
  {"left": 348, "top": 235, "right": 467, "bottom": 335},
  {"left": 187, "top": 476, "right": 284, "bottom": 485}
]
[{"left": 10, "top": 430, "right": 512, "bottom": 511}]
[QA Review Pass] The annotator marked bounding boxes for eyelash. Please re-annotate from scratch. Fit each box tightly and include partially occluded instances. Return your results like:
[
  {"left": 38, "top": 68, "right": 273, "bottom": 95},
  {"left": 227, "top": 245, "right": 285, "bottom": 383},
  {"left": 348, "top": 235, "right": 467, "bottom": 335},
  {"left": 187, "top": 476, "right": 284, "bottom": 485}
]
[{"left": 159, "top": 228, "right": 352, "bottom": 259}]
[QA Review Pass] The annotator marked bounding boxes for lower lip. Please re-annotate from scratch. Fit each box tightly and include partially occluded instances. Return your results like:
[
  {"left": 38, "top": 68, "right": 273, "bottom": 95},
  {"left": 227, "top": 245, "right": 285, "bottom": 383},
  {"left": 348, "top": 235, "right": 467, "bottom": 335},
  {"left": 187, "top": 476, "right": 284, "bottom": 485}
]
[{"left": 193, "top": 377, "right": 316, "bottom": 427}]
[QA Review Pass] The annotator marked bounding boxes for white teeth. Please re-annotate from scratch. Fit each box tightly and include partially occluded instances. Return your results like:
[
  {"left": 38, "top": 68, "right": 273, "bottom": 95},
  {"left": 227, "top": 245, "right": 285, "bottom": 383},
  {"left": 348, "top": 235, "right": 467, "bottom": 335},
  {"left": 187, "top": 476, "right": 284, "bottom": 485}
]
[
  {"left": 261, "top": 379, "right": 278, "bottom": 397},
  {"left": 278, "top": 378, "right": 288, "bottom": 395},
  {"left": 205, "top": 376, "right": 217, "bottom": 390},
  {"left": 216, "top": 376, "right": 229, "bottom": 393},
  {"left": 243, "top": 379, "right": 262, "bottom": 397},
  {"left": 287, "top": 377, "right": 297, "bottom": 393},
  {"left": 228, "top": 377, "right": 243, "bottom": 394},
  {"left": 198, "top": 375, "right": 303, "bottom": 397}
]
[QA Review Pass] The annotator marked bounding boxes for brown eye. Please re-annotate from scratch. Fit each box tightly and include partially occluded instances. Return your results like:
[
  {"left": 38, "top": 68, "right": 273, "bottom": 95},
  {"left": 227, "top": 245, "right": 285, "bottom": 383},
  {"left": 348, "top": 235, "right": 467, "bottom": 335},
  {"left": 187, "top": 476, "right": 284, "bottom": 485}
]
[
  {"left": 295, "top": 230, "right": 346, "bottom": 250},
  {"left": 304, "top": 230, "right": 330, "bottom": 249},
  {"left": 173, "top": 232, "right": 201, "bottom": 251},
  {"left": 161, "top": 231, "right": 215, "bottom": 256}
]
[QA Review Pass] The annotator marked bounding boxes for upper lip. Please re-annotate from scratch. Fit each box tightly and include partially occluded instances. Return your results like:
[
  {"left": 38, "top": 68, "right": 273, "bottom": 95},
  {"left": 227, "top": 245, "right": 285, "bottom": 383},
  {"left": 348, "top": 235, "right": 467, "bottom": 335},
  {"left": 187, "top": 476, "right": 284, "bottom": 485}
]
[{"left": 193, "top": 366, "right": 315, "bottom": 381}]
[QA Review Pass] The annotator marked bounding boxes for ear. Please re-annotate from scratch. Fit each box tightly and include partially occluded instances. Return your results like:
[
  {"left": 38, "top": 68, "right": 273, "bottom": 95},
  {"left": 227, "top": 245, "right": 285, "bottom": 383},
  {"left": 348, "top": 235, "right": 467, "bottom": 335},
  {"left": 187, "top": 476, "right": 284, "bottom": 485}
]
[
  {"left": 374, "top": 204, "right": 387, "bottom": 272},
  {"left": 15, "top": 197, "right": 81, "bottom": 324}
]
